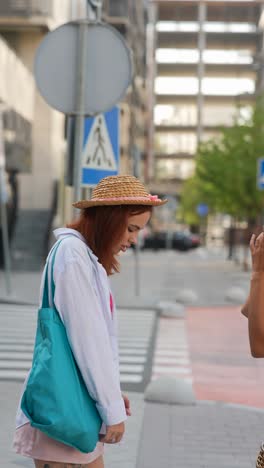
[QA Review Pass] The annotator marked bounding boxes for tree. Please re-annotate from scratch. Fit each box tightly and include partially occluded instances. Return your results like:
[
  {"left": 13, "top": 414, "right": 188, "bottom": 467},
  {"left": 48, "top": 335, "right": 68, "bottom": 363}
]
[{"left": 181, "top": 97, "right": 264, "bottom": 223}]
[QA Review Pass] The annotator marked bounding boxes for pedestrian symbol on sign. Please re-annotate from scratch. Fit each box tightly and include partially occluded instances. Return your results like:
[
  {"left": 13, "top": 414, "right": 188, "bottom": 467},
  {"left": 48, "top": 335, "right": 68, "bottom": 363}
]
[
  {"left": 81, "top": 106, "right": 119, "bottom": 187},
  {"left": 83, "top": 115, "right": 117, "bottom": 171}
]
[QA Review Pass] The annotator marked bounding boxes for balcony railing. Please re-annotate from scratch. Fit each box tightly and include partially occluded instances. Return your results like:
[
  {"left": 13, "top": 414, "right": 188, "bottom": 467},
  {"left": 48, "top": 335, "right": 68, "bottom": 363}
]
[{"left": 0, "top": 0, "right": 52, "bottom": 17}]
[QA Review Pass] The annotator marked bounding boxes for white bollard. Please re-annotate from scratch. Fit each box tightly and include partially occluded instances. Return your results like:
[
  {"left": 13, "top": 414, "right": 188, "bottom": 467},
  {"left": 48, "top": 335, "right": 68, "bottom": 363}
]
[
  {"left": 177, "top": 289, "right": 198, "bottom": 305},
  {"left": 145, "top": 376, "right": 196, "bottom": 405},
  {"left": 156, "top": 301, "right": 185, "bottom": 318},
  {"left": 225, "top": 286, "right": 247, "bottom": 304}
]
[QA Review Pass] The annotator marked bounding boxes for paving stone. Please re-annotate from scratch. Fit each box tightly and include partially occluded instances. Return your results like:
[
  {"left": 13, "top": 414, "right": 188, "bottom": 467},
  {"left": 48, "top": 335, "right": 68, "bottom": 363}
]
[{"left": 137, "top": 401, "right": 264, "bottom": 468}]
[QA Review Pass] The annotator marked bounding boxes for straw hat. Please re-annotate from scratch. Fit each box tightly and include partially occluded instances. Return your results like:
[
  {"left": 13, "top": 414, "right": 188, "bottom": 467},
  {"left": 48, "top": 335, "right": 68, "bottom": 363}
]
[{"left": 73, "top": 175, "right": 167, "bottom": 209}]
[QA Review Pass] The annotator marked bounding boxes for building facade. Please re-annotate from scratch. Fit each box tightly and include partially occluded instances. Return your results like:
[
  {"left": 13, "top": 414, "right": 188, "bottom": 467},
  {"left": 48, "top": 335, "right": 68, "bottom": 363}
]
[
  {"left": 102, "top": 0, "right": 149, "bottom": 179},
  {"left": 0, "top": 0, "right": 149, "bottom": 268},
  {"left": 149, "top": 0, "right": 264, "bottom": 197}
]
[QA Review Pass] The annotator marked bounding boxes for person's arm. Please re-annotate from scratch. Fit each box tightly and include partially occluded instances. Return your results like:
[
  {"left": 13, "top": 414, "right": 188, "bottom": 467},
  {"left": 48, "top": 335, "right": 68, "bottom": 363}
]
[
  {"left": 248, "top": 272, "right": 264, "bottom": 357},
  {"left": 53, "top": 254, "right": 127, "bottom": 427},
  {"left": 241, "top": 295, "right": 250, "bottom": 318},
  {"left": 247, "top": 233, "right": 264, "bottom": 357}
]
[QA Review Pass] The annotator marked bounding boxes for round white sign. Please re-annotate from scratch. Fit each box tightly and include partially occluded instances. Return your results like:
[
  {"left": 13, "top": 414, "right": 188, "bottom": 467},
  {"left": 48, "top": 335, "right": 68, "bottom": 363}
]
[{"left": 34, "top": 21, "right": 133, "bottom": 115}]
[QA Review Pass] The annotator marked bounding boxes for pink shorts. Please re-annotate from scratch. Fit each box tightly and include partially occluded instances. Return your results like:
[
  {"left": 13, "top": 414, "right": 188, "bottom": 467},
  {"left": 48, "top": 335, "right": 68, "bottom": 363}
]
[{"left": 13, "top": 423, "right": 104, "bottom": 464}]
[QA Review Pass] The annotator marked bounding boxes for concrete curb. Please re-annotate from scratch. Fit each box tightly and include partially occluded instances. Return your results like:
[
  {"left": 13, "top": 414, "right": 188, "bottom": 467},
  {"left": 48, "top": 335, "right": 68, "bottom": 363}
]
[
  {"left": 116, "top": 303, "right": 160, "bottom": 311},
  {"left": 0, "top": 297, "right": 37, "bottom": 306},
  {"left": 198, "top": 399, "right": 264, "bottom": 413}
]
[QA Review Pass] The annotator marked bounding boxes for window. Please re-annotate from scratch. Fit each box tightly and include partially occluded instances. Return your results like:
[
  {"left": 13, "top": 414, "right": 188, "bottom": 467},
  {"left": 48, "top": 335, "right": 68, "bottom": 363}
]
[
  {"left": 155, "top": 159, "right": 195, "bottom": 180},
  {"left": 155, "top": 77, "right": 255, "bottom": 95}
]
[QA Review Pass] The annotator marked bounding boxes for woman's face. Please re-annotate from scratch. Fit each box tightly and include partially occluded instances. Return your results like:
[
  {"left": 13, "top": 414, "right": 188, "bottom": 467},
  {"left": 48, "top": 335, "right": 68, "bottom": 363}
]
[{"left": 114, "top": 211, "right": 151, "bottom": 254}]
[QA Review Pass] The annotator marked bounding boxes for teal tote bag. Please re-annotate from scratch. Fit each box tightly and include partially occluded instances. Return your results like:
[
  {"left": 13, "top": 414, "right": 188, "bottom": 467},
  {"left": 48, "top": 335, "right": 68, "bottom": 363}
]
[{"left": 21, "top": 239, "right": 102, "bottom": 453}]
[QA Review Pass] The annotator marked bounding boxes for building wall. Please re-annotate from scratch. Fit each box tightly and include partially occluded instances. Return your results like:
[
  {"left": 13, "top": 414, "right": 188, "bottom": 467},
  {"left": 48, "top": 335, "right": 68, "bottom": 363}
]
[
  {"left": 0, "top": 0, "right": 87, "bottom": 213},
  {"left": 12, "top": 31, "right": 65, "bottom": 210}
]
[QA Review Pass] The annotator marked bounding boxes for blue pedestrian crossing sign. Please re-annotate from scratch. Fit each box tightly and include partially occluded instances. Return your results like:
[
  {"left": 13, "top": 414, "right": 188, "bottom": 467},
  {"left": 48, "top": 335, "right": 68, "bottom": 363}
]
[
  {"left": 196, "top": 203, "right": 209, "bottom": 217},
  {"left": 82, "top": 107, "right": 119, "bottom": 187},
  {"left": 257, "top": 158, "right": 264, "bottom": 190}
]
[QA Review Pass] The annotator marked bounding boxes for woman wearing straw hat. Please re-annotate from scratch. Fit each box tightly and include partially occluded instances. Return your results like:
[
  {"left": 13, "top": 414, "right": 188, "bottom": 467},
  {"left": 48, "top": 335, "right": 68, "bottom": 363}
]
[{"left": 13, "top": 175, "right": 167, "bottom": 468}]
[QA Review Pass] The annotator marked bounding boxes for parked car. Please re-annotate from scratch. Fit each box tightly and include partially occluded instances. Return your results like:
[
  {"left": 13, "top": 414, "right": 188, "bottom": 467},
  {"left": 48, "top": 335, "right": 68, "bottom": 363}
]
[
  {"left": 188, "top": 232, "right": 201, "bottom": 249},
  {"left": 142, "top": 230, "right": 200, "bottom": 251}
]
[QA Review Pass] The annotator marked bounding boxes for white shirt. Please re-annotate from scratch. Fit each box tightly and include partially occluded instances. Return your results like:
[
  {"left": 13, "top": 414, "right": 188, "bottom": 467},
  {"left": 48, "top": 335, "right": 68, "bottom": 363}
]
[{"left": 16, "top": 228, "right": 127, "bottom": 429}]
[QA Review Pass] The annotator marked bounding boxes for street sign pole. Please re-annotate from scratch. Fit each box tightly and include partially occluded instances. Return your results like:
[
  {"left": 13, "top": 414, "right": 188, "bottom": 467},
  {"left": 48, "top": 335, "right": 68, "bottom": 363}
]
[
  {"left": 74, "top": 1, "right": 103, "bottom": 206},
  {"left": 133, "top": 145, "right": 141, "bottom": 297},
  {"left": 0, "top": 171, "right": 11, "bottom": 295},
  {"left": 0, "top": 111, "right": 11, "bottom": 295},
  {"left": 87, "top": 0, "right": 102, "bottom": 20},
  {"left": 73, "top": 20, "right": 87, "bottom": 213},
  {"left": 84, "top": 1, "right": 100, "bottom": 202}
]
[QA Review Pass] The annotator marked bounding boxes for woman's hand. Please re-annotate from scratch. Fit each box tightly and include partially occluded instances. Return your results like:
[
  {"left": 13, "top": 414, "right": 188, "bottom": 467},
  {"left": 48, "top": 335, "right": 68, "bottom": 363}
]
[
  {"left": 99, "top": 395, "right": 130, "bottom": 444},
  {"left": 250, "top": 232, "right": 264, "bottom": 273},
  {"left": 122, "top": 393, "right": 131, "bottom": 416},
  {"left": 99, "top": 421, "right": 125, "bottom": 444}
]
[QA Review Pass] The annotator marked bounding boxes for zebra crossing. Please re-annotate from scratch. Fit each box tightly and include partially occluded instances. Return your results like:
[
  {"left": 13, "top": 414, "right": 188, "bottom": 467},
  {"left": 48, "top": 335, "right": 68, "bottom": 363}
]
[
  {"left": 0, "top": 303, "right": 157, "bottom": 392},
  {"left": 0, "top": 303, "right": 36, "bottom": 381},
  {"left": 118, "top": 308, "right": 157, "bottom": 391},
  {"left": 151, "top": 316, "right": 192, "bottom": 383}
]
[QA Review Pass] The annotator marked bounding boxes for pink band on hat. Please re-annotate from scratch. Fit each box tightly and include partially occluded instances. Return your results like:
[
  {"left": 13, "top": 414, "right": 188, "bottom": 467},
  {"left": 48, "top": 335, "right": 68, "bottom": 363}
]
[{"left": 91, "top": 195, "right": 162, "bottom": 202}]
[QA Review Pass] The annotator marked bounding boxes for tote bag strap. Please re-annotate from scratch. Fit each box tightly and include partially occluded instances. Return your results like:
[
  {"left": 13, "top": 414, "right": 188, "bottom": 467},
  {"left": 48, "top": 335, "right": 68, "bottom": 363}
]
[{"left": 41, "top": 239, "right": 63, "bottom": 309}]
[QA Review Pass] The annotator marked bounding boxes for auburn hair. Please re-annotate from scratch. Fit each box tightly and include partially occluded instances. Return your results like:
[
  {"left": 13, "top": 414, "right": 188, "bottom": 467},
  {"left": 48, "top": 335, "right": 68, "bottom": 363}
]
[{"left": 67, "top": 205, "right": 152, "bottom": 275}]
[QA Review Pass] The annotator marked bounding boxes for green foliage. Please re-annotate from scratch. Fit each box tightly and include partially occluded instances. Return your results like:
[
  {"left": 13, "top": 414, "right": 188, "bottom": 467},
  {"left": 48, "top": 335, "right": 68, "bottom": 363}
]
[
  {"left": 179, "top": 177, "right": 203, "bottom": 225},
  {"left": 180, "top": 97, "right": 264, "bottom": 222}
]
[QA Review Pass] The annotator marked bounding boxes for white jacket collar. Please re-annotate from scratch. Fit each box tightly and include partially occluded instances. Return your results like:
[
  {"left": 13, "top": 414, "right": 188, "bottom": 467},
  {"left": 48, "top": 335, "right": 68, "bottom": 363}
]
[{"left": 53, "top": 228, "right": 99, "bottom": 261}]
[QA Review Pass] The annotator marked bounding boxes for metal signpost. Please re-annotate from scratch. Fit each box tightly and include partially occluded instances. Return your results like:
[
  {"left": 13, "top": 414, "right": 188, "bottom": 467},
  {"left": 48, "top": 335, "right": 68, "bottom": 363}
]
[
  {"left": 132, "top": 145, "right": 141, "bottom": 296},
  {"left": 0, "top": 111, "right": 11, "bottom": 295},
  {"left": 196, "top": 203, "right": 209, "bottom": 245}
]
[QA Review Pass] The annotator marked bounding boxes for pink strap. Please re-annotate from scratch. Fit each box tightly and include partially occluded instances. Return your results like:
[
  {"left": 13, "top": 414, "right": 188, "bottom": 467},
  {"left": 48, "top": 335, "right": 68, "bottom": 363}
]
[{"left": 110, "top": 293, "right": 113, "bottom": 316}]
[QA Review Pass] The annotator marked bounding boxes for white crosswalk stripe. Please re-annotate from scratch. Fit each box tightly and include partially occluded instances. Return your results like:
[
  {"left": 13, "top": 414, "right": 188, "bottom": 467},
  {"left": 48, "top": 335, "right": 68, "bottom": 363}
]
[
  {"left": 151, "top": 317, "right": 193, "bottom": 383},
  {"left": 0, "top": 304, "right": 156, "bottom": 389},
  {"left": 117, "top": 308, "right": 156, "bottom": 386}
]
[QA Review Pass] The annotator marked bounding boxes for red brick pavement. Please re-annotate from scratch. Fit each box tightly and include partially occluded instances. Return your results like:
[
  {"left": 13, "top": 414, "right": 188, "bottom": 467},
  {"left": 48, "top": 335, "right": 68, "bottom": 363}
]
[{"left": 186, "top": 305, "right": 264, "bottom": 408}]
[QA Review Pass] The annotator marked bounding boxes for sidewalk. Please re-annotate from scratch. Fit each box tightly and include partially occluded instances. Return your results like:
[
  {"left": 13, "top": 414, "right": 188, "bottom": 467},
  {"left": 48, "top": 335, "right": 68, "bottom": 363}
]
[
  {"left": 136, "top": 302, "right": 264, "bottom": 468},
  {"left": 1, "top": 381, "right": 144, "bottom": 468},
  {"left": 187, "top": 305, "right": 264, "bottom": 407},
  {"left": 0, "top": 247, "right": 259, "bottom": 468},
  {"left": 136, "top": 400, "right": 263, "bottom": 468}
]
